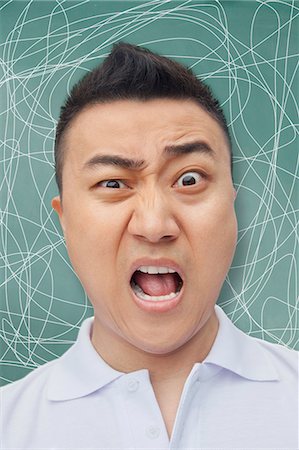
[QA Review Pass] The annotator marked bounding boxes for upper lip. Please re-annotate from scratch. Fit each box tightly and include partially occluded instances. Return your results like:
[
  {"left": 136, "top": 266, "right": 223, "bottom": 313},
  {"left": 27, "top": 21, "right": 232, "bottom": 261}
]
[{"left": 129, "top": 258, "right": 185, "bottom": 281}]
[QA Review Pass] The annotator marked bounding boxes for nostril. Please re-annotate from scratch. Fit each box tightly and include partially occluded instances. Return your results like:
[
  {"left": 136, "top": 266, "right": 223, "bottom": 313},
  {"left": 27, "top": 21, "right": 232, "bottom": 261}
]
[
  {"left": 133, "top": 233, "right": 176, "bottom": 243},
  {"left": 162, "top": 235, "right": 176, "bottom": 241}
]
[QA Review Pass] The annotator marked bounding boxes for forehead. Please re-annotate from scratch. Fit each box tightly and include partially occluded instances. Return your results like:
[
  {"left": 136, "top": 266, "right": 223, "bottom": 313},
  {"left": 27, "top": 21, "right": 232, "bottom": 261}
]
[{"left": 63, "top": 99, "right": 230, "bottom": 165}]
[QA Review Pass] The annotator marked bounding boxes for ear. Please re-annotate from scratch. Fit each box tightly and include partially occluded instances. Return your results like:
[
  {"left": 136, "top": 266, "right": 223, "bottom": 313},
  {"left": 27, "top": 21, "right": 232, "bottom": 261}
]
[{"left": 52, "top": 196, "right": 65, "bottom": 233}]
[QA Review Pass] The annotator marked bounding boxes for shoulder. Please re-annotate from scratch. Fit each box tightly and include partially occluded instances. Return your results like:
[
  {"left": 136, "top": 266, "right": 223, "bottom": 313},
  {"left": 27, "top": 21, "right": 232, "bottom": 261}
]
[
  {"left": 253, "top": 337, "right": 298, "bottom": 378},
  {"left": 214, "top": 305, "right": 298, "bottom": 383},
  {"left": 1, "top": 359, "right": 57, "bottom": 411}
]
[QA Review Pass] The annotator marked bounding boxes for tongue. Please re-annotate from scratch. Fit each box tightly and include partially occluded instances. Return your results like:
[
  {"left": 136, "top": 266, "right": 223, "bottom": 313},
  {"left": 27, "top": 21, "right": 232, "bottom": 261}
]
[{"left": 134, "top": 272, "right": 177, "bottom": 296}]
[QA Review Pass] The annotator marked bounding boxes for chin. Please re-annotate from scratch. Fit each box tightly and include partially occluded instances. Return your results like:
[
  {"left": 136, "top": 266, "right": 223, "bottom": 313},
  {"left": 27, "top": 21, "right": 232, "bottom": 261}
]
[{"left": 126, "top": 327, "right": 193, "bottom": 356}]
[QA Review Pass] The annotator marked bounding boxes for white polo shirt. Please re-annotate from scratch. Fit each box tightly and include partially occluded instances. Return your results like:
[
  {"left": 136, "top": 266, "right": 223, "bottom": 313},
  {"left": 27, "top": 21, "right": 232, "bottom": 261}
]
[{"left": 1, "top": 305, "right": 298, "bottom": 449}]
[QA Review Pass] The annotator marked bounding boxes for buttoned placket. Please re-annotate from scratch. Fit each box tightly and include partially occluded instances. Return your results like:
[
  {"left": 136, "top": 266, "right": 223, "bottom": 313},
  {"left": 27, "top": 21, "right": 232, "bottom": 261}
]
[
  {"left": 116, "top": 370, "right": 170, "bottom": 449},
  {"left": 114, "top": 364, "right": 215, "bottom": 449},
  {"left": 170, "top": 362, "right": 224, "bottom": 448},
  {"left": 168, "top": 363, "right": 202, "bottom": 448}
]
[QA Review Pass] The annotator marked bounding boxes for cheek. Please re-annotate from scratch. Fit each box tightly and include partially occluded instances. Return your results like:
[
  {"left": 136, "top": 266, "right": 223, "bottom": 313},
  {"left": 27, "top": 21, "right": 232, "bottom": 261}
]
[
  {"left": 62, "top": 205, "right": 124, "bottom": 273},
  {"left": 186, "top": 198, "right": 238, "bottom": 264}
]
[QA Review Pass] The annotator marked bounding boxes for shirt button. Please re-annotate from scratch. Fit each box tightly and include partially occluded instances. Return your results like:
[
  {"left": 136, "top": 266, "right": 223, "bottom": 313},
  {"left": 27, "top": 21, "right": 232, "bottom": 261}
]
[
  {"left": 127, "top": 378, "right": 139, "bottom": 392},
  {"left": 146, "top": 425, "right": 160, "bottom": 439}
]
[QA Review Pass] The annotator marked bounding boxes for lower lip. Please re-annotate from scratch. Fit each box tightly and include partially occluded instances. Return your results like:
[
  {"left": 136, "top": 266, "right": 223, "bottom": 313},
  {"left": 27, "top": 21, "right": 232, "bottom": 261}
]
[{"left": 130, "top": 285, "right": 184, "bottom": 313}]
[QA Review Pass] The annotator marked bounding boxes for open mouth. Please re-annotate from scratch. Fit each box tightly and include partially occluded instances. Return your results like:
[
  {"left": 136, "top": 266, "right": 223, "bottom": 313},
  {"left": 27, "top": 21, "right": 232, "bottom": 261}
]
[{"left": 130, "top": 266, "right": 183, "bottom": 302}]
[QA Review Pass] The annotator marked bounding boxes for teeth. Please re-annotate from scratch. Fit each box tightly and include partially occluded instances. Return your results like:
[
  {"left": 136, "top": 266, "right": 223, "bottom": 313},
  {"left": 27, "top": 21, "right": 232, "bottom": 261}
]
[
  {"left": 131, "top": 280, "right": 178, "bottom": 302},
  {"left": 137, "top": 265, "right": 176, "bottom": 274}
]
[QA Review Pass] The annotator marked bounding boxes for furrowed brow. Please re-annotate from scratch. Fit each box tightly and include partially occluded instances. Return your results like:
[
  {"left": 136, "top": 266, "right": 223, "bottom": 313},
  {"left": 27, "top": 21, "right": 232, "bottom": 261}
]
[
  {"left": 164, "top": 141, "right": 216, "bottom": 159},
  {"left": 83, "top": 154, "right": 146, "bottom": 171}
]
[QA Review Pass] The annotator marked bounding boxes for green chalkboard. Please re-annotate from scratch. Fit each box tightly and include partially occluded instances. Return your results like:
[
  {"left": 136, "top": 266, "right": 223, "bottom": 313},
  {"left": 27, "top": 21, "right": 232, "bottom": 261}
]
[{"left": 0, "top": 0, "right": 298, "bottom": 386}]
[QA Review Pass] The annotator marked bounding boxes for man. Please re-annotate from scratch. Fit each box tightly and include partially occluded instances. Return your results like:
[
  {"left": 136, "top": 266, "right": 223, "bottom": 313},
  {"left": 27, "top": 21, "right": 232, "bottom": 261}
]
[{"left": 1, "top": 43, "right": 298, "bottom": 449}]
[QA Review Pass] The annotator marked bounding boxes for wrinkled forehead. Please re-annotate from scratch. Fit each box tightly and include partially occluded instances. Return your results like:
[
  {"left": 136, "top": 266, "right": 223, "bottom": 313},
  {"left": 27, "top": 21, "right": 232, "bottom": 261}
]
[{"left": 61, "top": 99, "right": 231, "bottom": 169}]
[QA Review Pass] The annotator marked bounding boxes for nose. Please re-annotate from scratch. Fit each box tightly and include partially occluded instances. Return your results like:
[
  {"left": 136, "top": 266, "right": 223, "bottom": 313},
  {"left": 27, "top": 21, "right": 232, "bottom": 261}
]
[{"left": 127, "top": 190, "right": 180, "bottom": 243}]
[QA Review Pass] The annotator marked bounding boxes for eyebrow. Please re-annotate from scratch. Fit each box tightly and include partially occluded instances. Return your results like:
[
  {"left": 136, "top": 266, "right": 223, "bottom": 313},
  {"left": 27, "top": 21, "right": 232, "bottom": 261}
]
[
  {"left": 84, "top": 154, "right": 146, "bottom": 170},
  {"left": 83, "top": 140, "right": 215, "bottom": 171},
  {"left": 164, "top": 141, "right": 215, "bottom": 158}
]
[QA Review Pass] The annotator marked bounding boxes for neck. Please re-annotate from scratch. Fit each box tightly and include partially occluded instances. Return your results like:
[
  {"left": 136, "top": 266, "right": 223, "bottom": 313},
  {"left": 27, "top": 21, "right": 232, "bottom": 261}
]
[
  {"left": 91, "top": 308, "right": 218, "bottom": 439},
  {"left": 91, "top": 309, "right": 219, "bottom": 384}
]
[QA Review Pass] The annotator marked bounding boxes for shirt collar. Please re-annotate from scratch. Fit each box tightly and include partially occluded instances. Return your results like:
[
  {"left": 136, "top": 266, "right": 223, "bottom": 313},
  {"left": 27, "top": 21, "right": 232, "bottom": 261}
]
[
  {"left": 47, "top": 318, "right": 124, "bottom": 401},
  {"left": 47, "top": 306, "right": 279, "bottom": 401},
  {"left": 203, "top": 305, "right": 279, "bottom": 382}
]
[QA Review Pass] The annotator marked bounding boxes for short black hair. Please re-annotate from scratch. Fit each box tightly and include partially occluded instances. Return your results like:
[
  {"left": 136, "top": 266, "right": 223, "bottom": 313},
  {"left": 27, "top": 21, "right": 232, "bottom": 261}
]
[{"left": 54, "top": 42, "right": 231, "bottom": 194}]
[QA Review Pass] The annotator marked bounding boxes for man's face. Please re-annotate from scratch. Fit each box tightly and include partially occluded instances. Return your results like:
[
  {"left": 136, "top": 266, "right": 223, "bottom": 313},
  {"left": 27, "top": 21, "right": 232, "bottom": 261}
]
[{"left": 52, "top": 99, "right": 237, "bottom": 355}]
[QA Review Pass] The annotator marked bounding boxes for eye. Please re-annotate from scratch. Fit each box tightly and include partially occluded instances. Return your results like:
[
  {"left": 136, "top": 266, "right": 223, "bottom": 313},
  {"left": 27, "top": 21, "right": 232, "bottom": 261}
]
[
  {"left": 175, "top": 171, "right": 203, "bottom": 187},
  {"left": 98, "top": 179, "right": 127, "bottom": 189}
]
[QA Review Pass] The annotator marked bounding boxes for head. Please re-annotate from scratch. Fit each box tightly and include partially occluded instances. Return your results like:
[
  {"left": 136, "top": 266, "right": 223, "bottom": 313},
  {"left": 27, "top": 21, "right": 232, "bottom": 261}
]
[
  {"left": 52, "top": 43, "right": 237, "bottom": 359},
  {"left": 54, "top": 42, "right": 232, "bottom": 195}
]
